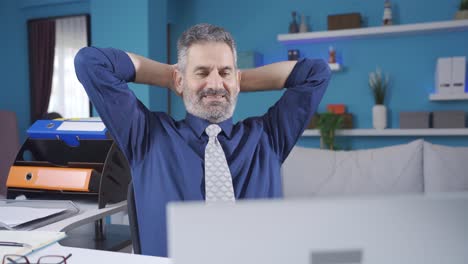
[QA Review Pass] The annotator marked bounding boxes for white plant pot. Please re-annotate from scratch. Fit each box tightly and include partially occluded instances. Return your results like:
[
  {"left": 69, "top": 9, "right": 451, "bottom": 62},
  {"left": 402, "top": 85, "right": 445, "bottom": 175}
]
[{"left": 372, "top": 105, "right": 387, "bottom": 129}]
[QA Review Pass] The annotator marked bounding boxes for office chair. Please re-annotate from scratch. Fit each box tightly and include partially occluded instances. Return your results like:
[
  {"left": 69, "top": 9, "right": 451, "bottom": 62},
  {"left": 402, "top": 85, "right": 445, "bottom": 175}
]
[
  {"left": 0, "top": 110, "right": 20, "bottom": 197},
  {"left": 127, "top": 180, "right": 141, "bottom": 254},
  {"left": 43, "top": 112, "right": 63, "bottom": 120}
]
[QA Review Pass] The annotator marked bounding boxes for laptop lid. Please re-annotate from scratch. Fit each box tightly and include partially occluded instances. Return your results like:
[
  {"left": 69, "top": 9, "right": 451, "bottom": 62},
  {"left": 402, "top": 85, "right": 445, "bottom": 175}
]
[{"left": 167, "top": 193, "right": 468, "bottom": 264}]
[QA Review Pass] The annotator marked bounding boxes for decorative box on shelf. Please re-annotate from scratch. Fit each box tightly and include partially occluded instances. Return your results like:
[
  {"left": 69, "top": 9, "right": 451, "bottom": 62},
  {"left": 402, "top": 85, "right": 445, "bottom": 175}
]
[
  {"left": 433, "top": 111, "right": 466, "bottom": 128},
  {"left": 400, "top": 112, "right": 431, "bottom": 129},
  {"left": 327, "top": 13, "right": 361, "bottom": 30}
]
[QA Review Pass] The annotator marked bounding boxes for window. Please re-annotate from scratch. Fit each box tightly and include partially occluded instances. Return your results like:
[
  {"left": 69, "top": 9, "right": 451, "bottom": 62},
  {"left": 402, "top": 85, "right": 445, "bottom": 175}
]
[{"left": 47, "top": 15, "right": 90, "bottom": 118}]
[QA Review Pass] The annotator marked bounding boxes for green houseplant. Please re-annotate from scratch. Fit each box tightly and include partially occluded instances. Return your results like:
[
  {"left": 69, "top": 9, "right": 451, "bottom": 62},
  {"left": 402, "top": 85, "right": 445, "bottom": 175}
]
[
  {"left": 369, "top": 68, "right": 389, "bottom": 129},
  {"left": 369, "top": 68, "right": 388, "bottom": 105},
  {"left": 316, "top": 112, "right": 343, "bottom": 150},
  {"left": 455, "top": 0, "right": 468, "bottom": 19},
  {"left": 460, "top": 0, "right": 468, "bottom": 10}
]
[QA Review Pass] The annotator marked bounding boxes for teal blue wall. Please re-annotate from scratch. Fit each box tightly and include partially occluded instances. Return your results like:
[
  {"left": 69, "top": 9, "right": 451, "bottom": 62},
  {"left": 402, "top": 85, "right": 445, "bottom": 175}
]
[
  {"left": 0, "top": 0, "right": 168, "bottom": 142},
  {"left": 90, "top": 0, "right": 151, "bottom": 108},
  {"left": 1, "top": 0, "right": 467, "bottom": 148},
  {"left": 148, "top": 0, "right": 169, "bottom": 113},
  {"left": 0, "top": 0, "right": 89, "bottom": 142},
  {"left": 91, "top": 0, "right": 168, "bottom": 113},
  {"left": 167, "top": 0, "right": 468, "bottom": 148}
]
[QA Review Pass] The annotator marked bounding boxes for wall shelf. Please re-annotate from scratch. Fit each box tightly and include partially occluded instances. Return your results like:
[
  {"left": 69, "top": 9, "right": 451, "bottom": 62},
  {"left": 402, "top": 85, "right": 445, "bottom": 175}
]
[
  {"left": 429, "top": 93, "right": 468, "bottom": 101},
  {"left": 303, "top": 129, "right": 468, "bottom": 137},
  {"left": 278, "top": 20, "right": 468, "bottom": 44}
]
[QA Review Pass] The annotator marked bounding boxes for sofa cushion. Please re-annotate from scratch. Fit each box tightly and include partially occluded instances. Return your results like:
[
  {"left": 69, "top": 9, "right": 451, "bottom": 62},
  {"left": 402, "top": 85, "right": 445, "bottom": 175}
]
[
  {"left": 424, "top": 141, "right": 468, "bottom": 193},
  {"left": 282, "top": 140, "right": 424, "bottom": 198}
]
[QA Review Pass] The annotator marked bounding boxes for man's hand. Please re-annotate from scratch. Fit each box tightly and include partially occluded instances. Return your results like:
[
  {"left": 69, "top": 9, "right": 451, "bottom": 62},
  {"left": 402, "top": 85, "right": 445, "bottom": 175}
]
[{"left": 240, "top": 61, "right": 297, "bottom": 92}]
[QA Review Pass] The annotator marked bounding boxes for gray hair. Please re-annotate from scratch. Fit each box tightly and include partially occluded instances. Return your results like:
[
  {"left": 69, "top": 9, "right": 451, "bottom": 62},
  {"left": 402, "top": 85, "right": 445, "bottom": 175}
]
[{"left": 177, "top": 23, "right": 237, "bottom": 72}]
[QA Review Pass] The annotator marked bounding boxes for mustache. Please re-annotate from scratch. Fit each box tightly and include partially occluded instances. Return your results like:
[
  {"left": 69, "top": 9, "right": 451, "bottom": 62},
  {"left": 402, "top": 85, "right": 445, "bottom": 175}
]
[{"left": 198, "top": 88, "right": 230, "bottom": 100}]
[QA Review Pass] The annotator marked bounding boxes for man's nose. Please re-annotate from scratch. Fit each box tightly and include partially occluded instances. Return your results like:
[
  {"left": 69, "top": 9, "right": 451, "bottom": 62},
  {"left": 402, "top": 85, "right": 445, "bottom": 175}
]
[{"left": 206, "top": 71, "right": 223, "bottom": 88}]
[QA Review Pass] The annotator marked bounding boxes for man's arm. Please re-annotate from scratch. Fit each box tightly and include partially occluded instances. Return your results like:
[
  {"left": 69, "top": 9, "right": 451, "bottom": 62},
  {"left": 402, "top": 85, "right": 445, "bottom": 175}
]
[
  {"left": 125, "top": 54, "right": 295, "bottom": 93},
  {"left": 75, "top": 47, "right": 170, "bottom": 165},
  {"left": 240, "top": 61, "right": 297, "bottom": 92},
  {"left": 126, "top": 52, "right": 175, "bottom": 90},
  {"left": 258, "top": 59, "right": 331, "bottom": 162}
]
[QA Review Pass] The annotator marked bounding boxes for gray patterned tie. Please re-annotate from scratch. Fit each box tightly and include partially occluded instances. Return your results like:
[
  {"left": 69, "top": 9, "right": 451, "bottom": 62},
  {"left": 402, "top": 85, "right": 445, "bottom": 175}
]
[{"left": 204, "top": 124, "right": 235, "bottom": 202}]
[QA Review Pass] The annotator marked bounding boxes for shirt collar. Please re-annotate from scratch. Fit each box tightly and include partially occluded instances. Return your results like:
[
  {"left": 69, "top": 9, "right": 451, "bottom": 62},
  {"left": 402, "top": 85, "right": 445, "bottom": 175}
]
[{"left": 185, "top": 113, "right": 233, "bottom": 139}]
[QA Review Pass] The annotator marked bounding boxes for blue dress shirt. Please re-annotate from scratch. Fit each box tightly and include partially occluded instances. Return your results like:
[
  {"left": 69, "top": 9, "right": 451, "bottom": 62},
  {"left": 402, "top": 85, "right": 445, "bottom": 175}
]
[{"left": 74, "top": 47, "right": 330, "bottom": 257}]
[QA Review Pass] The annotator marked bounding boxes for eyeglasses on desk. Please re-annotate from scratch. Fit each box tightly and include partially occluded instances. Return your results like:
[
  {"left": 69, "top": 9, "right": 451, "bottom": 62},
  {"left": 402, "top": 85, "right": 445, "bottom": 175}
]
[{"left": 2, "top": 254, "right": 72, "bottom": 264}]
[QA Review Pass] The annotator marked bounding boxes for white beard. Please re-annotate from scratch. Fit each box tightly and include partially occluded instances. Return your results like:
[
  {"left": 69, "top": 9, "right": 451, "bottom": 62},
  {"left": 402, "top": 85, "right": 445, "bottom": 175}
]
[{"left": 183, "top": 87, "right": 237, "bottom": 123}]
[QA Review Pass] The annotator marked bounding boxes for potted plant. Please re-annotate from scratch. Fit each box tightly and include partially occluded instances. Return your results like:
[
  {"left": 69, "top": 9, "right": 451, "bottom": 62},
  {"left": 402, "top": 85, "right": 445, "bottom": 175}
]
[
  {"left": 369, "top": 68, "right": 389, "bottom": 129},
  {"left": 455, "top": 0, "right": 468, "bottom": 20},
  {"left": 316, "top": 112, "right": 343, "bottom": 150}
]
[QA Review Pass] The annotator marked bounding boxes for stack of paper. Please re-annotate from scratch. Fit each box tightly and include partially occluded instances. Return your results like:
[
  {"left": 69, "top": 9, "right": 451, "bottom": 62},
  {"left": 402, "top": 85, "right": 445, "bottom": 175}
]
[
  {"left": 0, "top": 207, "right": 67, "bottom": 229},
  {"left": 0, "top": 199, "right": 80, "bottom": 231},
  {"left": 0, "top": 231, "right": 66, "bottom": 256}
]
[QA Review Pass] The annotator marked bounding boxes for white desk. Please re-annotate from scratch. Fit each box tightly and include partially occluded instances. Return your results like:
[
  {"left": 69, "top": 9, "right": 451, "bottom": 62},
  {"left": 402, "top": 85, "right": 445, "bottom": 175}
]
[
  {"left": 40, "top": 200, "right": 131, "bottom": 252},
  {"left": 3, "top": 200, "right": 169, "bottom": 262},
  {"left": 27, "top": 242, "right": 170, "bottom": 264}
]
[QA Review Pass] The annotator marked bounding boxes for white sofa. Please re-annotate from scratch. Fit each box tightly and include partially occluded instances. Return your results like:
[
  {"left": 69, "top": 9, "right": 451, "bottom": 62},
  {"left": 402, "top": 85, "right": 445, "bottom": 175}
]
[{"left": 282, "top": 140, "right": 468, "bottom": 198}]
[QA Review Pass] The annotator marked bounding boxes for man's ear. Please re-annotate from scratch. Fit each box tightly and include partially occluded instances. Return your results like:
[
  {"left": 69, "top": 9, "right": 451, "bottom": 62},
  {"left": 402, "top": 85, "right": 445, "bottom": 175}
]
[{"left": 173, "top": 68, "right": 184, "bottom": 96}]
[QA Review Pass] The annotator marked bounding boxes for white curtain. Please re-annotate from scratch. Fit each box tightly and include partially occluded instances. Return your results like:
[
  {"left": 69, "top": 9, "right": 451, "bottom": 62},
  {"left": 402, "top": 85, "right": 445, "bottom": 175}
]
[{"left": 48, "top": 16, "right": 89, "bottom": 118}]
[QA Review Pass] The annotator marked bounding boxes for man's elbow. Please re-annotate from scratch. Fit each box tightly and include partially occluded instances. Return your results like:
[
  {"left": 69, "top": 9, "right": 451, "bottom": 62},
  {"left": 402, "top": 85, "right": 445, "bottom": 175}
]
[
  {"left": 74, "top": 47, "right": 107, "bottom": 76},
  {"left": 316, "top": 59, "right": 332, "bottom": 81},
  {"left": 75, "top": 47, "right": 93, "bottom": 68}
]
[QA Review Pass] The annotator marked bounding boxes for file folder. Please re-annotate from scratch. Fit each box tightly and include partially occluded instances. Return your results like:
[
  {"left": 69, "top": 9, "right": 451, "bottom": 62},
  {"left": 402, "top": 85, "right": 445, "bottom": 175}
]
[
  {"left": 27, "top": 120, "right": 108, "bottom": 147},
  {"left": 6, "top": 166, "right": 100, "bottom": 192}
]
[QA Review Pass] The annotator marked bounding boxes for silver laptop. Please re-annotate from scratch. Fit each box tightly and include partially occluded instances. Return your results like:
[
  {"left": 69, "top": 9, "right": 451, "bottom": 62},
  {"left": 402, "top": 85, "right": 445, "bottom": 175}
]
[{"left": 167, "top": 193, "right": 468, "bottom": 264}]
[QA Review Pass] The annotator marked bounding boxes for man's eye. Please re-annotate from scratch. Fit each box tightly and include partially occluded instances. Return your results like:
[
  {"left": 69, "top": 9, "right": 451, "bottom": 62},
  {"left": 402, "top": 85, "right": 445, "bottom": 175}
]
[
  {"left": 196, "top": 72, "right": 208, "bottom": 77},
  {"left": 220, "top": 71, "right": 231, "bottom": 77}
]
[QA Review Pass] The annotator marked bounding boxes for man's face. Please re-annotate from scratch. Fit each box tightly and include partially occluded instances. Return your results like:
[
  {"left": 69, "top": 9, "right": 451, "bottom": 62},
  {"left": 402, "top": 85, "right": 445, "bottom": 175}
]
[{"left": 176, "top": 42, "right": 240, "bottom": 123}]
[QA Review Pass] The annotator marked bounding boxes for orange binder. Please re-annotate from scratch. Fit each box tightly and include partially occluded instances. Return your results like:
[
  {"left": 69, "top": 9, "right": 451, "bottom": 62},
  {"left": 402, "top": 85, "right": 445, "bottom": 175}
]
[{"left": 6, "top": 166, "right": 99, "bottom": 192}]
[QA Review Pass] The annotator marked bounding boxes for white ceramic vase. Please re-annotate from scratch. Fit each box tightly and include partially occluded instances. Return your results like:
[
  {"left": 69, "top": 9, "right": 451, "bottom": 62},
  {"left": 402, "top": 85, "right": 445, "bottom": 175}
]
[{"left": 372, "top": 104, "right": 387, "bottom": 129}]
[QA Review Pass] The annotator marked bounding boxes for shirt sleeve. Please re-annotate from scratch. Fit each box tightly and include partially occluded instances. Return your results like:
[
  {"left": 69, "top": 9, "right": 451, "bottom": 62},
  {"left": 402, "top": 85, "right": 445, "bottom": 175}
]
[
  {"left": 74, "top": 47, "right": 151, "bottom": 165},
  {"left": 262, "top": 58, "right": 331, "bottom": 163}
]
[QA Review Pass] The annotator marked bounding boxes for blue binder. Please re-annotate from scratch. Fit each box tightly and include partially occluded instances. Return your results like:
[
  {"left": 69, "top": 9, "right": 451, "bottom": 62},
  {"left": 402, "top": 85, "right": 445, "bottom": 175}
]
[{"left": 27, "top": 120, "right": 109, "bottom": 147}]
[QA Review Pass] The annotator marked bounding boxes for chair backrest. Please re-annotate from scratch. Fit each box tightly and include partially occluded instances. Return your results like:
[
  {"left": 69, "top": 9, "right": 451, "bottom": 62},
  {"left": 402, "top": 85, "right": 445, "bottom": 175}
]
[
  {"left": 44, "top": 112, "right": 63, "bottom": 120},
  {"left": 0, "top": 110, "right": 20, "bottom": 197},
  {"left": 127, "top": 180, "right": 141, "bottom": 254}
]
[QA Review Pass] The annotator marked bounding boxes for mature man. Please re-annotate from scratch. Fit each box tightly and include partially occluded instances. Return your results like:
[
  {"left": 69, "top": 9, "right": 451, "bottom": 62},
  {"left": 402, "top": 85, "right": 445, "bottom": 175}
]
[{"left": 74, "top": 23, "right": 330, "bottom": 257}]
